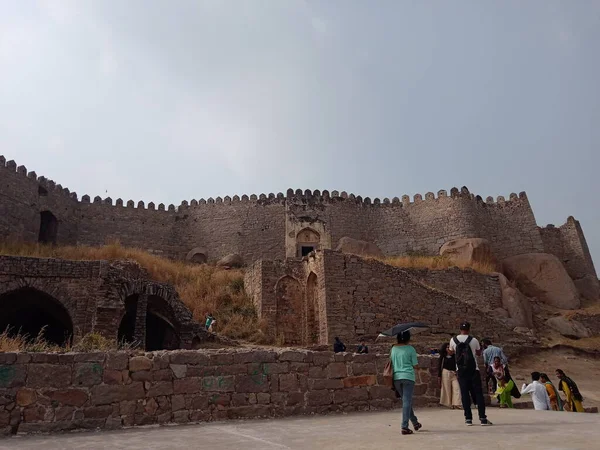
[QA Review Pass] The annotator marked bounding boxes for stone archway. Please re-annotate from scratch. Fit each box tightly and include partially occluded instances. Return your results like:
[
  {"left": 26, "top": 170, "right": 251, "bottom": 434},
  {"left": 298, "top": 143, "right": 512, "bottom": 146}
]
[
  {"left": 0, "top": 287, "right": 73, "bottom": 346},
  {"left": 296, "top": 228, "right": 320, "bottom": 257},
  {"left": 186, "top": 247, "right": 208, "bottom": 264},
  {"left": 38, "top": 210, "right": 58, "bottom": 244},
  {"left": 305, "top": 272, "right": 320, "bottom": 345},
  {"left": 146, "top": 295, "right": 180, "bottom": 351},
  {"left": 117, "top": 294, "right": 138, "bottom": 345},
  {"left": 275, "top": 276, "right": 303, "bottom": 345}
]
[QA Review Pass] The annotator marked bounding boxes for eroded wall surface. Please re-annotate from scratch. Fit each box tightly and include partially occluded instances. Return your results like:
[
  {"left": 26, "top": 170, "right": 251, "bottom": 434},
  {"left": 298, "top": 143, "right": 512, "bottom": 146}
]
[{"left": 0, "top": 349, "right": 440, "bottom": 436}]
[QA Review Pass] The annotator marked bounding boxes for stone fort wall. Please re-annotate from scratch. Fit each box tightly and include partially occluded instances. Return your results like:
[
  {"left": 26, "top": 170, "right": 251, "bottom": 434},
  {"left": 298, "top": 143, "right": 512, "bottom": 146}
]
[
  {"left": 1, "top": 156, "right": 596, "bottom": 279},
  {"left": 0, "top": 348, "right": 440, "bottom": 436}
]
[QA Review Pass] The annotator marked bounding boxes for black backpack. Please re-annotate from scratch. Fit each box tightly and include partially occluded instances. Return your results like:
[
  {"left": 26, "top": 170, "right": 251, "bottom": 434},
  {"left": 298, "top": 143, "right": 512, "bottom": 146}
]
[{"left": 453, "top": 336, "right": 476, "bottom": 375}]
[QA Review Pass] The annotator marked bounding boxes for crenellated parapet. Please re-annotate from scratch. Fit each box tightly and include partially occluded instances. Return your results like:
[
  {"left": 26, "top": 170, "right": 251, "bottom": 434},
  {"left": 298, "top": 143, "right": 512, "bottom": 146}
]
[{"left": 0, "top": 155, "right": 79, "bottom": 201}]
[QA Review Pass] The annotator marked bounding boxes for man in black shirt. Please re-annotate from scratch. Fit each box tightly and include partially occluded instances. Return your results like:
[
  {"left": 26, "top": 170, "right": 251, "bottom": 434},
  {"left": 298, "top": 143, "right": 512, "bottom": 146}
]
[{"left": 333, "top": 337, "right": 346, "bottom": 353}]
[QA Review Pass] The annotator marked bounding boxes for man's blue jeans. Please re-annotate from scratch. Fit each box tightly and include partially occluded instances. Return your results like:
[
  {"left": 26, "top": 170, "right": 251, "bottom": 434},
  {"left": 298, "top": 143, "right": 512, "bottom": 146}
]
[{"left": 393, "top": 379, "right": 419, "bottom": 429}]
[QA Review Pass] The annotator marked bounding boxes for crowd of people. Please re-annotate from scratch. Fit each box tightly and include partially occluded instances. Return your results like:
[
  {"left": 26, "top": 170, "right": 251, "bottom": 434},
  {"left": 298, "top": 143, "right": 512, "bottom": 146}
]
[{"left": 387, "top": 321, "right": 586, "bottom": 436}]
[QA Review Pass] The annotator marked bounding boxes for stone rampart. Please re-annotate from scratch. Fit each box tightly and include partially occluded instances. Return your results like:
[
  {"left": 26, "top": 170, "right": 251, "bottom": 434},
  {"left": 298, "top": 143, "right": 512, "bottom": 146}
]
[
  {"left": 0, "top": 349, "right": 439, "bottom": 436},
  {"left": 3, "top": 155, "right": 590, "bottom": 268}
]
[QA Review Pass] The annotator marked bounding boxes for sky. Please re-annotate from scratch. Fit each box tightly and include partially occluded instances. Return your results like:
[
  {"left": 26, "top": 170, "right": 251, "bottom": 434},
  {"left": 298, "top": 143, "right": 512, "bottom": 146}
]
[{"left": 1, "top": 0, "right": 599, "bottom": 265}]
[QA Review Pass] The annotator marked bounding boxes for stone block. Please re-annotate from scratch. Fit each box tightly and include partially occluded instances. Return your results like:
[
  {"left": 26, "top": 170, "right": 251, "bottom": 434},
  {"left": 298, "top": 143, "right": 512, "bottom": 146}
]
[
  {"left": 308, "top": 379, "right": 344, "bottom": 390},
  {"left": 131, "top": 371, "right": 152, "bottom": 382},
  {"left": 169, "top": 352, "right": 210, "bottom": 365},
  {"left": 351, "top": 363, "right": 376, "bottom": 376},
  {"left": 105, "top": 417, "right": 123, "bottom": 430},
  {"left": 333, "top": 388, "right": 368, "bottom": 404},
  {"left": 0, "top": 365, "right": 27, "bottom": 388},
  {"left": 189, "top": 410, "right": 211, "bottom": 422},
  {"left": 153, "top": 369, "right": 173, "bottom": 381},
  {"left": 216, "top": 364, "right": 248, "bottom": 375},
  {"left": 278, "top": 373, "right": 299, "bottom": 392},
  {"left": 417, "top": 356, "right": 432, "bottom": 368},
  {"left": 369, "top": 385, "right": 396, "bottom": 400},
  {"left": 170, "top": 364, "right": 187, "bottom": 379},
  {"left": 279, "top": 351, "right": 307, "bottom": 362},
  {"left": 103, "top": 369, "right": 123, "bottom": 385},
  {"left": 209, "top": 353, "right": 234, "bottom": 365},
  {"left": 233, "top": 351, "right": 277, "bottom": 364},
  {"left": 257, "top": 393, "right": 270, "bottom": 404},
  {"left": 27, "top": 364, "right": 71, "bottom": 389},
  {"left": 91, "top": 382, "right": 144, "bottom": 405},
  {"left": 342, "top": 375, "right": 376, "bottom": 388},
  {"left": 289, "top": 362, "right": 309, "bottom": 374},
  {"left": 147, "top": 381, "right": 174, "bottom": 397},
  {"left": 54, "top": 406, "right": 75, "bottom": 421},
  {"left": 231, "top": 393, "right": 249, "bottom": 406},
  {"left": 173, "top": 377, "right": 201, "bottom": 394},
  {"left": 0, "top": 354, "right": 16, "bottom": 364},
  {"left": 48, "top": 389, "right": 89, "bottom": 407},
  {"left": 287, "top": 392, "right": 305, "bottom": 406},
  {"left": 0, "top": 411, "right": 9, "bottom": 427},
  {"left": 157, "top": 412, "right": 172, "bottom": 424},
  {"left": 129, "top": 356, "right": 152, "bottom": 372},
  {"left": 326, "top": 362, "right": 347, "bottom": 379},
  {"left": 310, "top": 353, "right": 334, "bottom": 366},
  {"left": 106, "top": 353, "right": 129, "bottom": 371},
  {"left": 414, "top": 383, "right": 428, "bottom": 396},
  {"left": 226, "top": 405, "right": 271, "bottom": 419},
  {"left": 308, "top": 366, "right": 325, "bottom": 378},
  {"left": 23, "top": 405, "right": 46, "bottom": 422},
  {"left": 201, "top": 376, "right": 234, "bottom": 392},
  {"left": 172, "top": 410, "right": 190, "bottom": 423},
  {"left": 74, "top": 352, "right": 106, "bottom": 363},
  {"left": 16, "top": 388, "right": 37, "bottom": 406},
  {"left": 144, "top": 398, "right": 159, "bottom": 415},
  {"left": 171, "top": 395, "right": 186, "bottom": 412},
  {"left": 235, "top": 375, "right": 270, "bottom": 393},
  {"left": 31, "top": 353, "right": 59, "bottom": 363},
  {"left": 84, "top": 405, "right": 113, "bottom": 419},
  {"left": 307, "top": 390, "right": 332, "bottom": 406},
  {"left": 73, "top": 363, "right": 104, "bottom": 387}
]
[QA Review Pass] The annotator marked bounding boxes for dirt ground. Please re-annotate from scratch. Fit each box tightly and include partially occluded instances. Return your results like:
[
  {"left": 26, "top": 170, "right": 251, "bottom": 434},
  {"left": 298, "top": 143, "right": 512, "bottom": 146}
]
[{"left": 502, "top": 347, "right": 600, "bottom": 408}]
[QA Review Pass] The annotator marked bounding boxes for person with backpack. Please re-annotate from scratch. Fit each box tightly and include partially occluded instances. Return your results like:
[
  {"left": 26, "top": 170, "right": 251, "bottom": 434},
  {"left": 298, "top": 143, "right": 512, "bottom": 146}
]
[{"left": 448, "top": 322, "right": 492, "bottom": 426}]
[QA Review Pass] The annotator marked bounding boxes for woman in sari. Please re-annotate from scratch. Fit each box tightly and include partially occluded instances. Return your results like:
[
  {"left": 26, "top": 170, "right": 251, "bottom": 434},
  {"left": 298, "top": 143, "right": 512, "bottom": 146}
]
[
  {"left": 491, "top": 356, "right": 515, "bottom": 408},
  {"left": 556, "top": 369, "right": 584, "bottom": 412},
  {"left": 540, "top": 373, "right": 563, "bottom": 411}
]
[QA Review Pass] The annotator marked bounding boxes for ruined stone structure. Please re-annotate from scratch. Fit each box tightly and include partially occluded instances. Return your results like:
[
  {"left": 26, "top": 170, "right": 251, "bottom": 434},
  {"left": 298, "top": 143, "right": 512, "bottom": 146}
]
[
  {"left": 0, "top": 256, "right": 206, "bottom": 351},
  {"left": 0, "top": 156, "right": 595, "bottom": 282},
  {"left": 245, "top": 250, "right": 536, "bottom": 346},
  {"left": 0, "top": 348, "right": 440, "bottom": 436}
]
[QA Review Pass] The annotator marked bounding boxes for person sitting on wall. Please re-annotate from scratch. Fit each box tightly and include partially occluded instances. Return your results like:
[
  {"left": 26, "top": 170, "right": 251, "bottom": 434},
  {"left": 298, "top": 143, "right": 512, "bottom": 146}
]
[
  {"left": 333, "top": 337, "right": 346, "bottom": 353},
  {"left": 357, "top": 341, "right": 369, "bottom": 354}
]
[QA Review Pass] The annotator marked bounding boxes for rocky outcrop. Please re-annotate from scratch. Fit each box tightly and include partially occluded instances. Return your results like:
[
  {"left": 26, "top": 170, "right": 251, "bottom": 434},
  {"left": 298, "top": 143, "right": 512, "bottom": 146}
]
[
  {"left": 335, "top": 237, "right": 383, "bottom": 258},
  {"left": 574, "top": 275, "right": 600, "bottom": 303},
  {"left": 217, "top": 253, "right": 244, "bottom": 268},
  {"left": 440, "top": 238, "right": 497, "bottom": 268},
  {"left": 502, "top": 253, "right": 580, "bottom": 310},
  {"left": 546, "top": 316, "right": 591, "bottom": 339},
  {"left": 497, "top": 273, "right": 534, "bottom": 329}
]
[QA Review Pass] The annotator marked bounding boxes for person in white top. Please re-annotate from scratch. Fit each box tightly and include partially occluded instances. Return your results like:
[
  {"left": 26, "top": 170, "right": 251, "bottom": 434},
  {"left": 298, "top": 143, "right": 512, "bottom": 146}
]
[{"left": 520, "top": 372, "right": 551, "bottom": 410}]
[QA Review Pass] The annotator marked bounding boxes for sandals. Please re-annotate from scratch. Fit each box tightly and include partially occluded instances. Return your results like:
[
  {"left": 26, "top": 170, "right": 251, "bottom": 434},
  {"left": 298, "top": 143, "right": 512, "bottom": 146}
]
[
  {"left": 402, "top": 428, "right": 413, "bottom": 435},
  {"left": 413, "top": 423, "right": 422, "bottom": 431}
]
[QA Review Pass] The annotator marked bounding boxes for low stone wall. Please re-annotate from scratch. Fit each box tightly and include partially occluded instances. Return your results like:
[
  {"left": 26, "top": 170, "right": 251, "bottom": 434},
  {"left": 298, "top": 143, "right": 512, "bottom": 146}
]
[{"left": 0, "top": 349, "right": 439, "bottom": 436}]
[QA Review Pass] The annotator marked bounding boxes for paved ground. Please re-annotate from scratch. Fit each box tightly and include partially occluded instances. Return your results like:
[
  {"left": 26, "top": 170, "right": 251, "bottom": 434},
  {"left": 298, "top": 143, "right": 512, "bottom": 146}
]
[{"left": 1, "top": 408, "right": 598, "bottom": 450}]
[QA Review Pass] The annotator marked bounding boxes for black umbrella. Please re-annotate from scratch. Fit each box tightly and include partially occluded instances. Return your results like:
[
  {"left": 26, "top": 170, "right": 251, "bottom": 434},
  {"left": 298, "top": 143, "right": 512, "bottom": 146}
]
[{"left": 378, "top": 322, "right": 429, "bottom": 337}]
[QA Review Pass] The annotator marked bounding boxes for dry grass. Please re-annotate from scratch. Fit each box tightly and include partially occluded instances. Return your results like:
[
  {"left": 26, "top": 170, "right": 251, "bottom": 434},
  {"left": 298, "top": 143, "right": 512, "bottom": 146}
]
[
  {"left": 0, "top": 328, "right": 129, "bottom": 353},
  {"left": 379, "top": 254, "right": 498, "bottom": 274},
  {"left": 0, "top": 241, "right": 265, "bottom": 343}
]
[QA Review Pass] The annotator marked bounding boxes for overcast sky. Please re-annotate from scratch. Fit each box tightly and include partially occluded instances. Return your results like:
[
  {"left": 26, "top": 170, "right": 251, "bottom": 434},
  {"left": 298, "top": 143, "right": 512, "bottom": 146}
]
[{"left": 1, "top": 1, "right": 599, "bottom": 266}]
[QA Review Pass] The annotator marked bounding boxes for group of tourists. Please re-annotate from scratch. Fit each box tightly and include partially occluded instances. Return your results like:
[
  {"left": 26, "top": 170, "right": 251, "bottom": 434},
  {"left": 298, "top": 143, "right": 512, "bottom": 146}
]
[{"left": 388, "top": 321, "right": 586, "bottom": 436}]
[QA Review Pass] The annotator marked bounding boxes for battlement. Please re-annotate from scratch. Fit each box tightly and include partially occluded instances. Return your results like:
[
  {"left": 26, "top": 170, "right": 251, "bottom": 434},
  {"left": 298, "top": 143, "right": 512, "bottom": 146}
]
[
  {"left": 0, "top": 155, "right": 531, "bottom": 213},
  {"left": 0, "top": 155, "right": 78, "bottom": 202}
]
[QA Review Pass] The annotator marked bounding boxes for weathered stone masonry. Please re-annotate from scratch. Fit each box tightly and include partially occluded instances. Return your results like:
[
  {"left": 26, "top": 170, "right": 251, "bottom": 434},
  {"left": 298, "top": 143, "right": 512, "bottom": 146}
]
[
  {"left": 1, "top": 156, "right": 595, "bottom": 280},
  {"left": 0, "top": 349, "right": 440, "bottom": 436},
  {"left": 245, "top": 250, "right": 532, "bottom": 346},
  {"left": 0, "top": 256, "right": 206, "bottom": 350}
]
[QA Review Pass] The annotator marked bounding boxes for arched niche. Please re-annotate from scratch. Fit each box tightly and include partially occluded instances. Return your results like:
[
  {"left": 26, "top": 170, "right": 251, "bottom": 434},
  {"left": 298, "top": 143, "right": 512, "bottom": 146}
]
[{"left": 296, "top": 228, "right": 320, "bottom": 257}]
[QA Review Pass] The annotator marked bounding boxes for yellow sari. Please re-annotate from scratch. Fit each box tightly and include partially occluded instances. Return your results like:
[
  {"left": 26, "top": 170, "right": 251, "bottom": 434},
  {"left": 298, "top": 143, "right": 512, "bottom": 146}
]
[{"left": 560, "top": 380, "right": 584, "bottom": 412}]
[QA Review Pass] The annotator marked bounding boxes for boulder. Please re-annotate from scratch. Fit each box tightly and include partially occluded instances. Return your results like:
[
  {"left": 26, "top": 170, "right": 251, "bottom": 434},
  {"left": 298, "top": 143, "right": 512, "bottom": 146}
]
[
  {"left": 574, "top": 275, "right": 600, "bottom": 303},
  {"left": 497, "top": 273, "right": 534, "bottom": 329},
  {"left": 335, "top": 237, "right": 383, "bottom": 258},
  {"left": 217, "top": 253, "right": 244, "bottom": 268},
  {"left": 502, "top": 253, "right": 580, "bottom": 310},
  {"left": 440, "top": 238, "right": 497, "bottom": 268},
  {"left": 546, "top": 316, "right": 591, "bottom": 339}
]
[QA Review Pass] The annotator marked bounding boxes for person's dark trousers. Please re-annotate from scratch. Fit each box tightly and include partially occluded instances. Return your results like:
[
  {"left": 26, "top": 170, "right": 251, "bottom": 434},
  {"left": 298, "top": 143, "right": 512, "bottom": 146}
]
[
  {"left": 486, "top": 366, "right": 497, "bottom": 394},
  {"left": 457, "top": 370, "right": 487, "bottom": 422}
]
